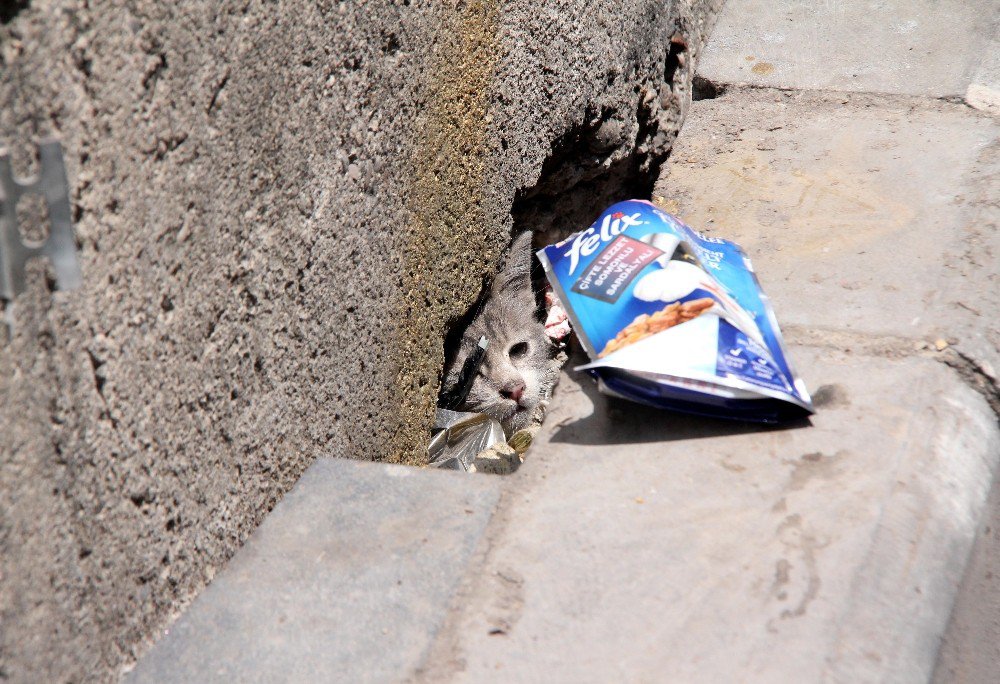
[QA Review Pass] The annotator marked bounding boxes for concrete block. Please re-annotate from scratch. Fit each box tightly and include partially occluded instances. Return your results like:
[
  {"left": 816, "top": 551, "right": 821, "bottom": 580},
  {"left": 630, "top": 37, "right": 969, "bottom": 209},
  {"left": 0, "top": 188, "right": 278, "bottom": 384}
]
[
  {"left": 698, "top": 0, "right": 994, "bottom": 98},
  {"left": 424, "top": 349, "right": 999, "bottom": 682},
  {"left": 126, "top": 458, "right": 500, "bottom": 684}
]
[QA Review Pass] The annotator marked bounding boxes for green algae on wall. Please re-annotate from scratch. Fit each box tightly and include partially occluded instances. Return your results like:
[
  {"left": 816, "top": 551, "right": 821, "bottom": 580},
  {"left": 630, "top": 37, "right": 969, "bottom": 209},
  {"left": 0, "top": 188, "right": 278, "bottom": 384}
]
[{"left": 396, "top": 0, "right": 502, "bottom": 465}]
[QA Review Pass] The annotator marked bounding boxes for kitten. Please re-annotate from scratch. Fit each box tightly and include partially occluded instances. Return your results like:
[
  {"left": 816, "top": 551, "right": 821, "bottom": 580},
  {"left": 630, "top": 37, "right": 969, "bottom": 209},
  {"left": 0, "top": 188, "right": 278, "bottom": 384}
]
[{"left": 441, "top": 231, "right": 556, "bottom": 436}]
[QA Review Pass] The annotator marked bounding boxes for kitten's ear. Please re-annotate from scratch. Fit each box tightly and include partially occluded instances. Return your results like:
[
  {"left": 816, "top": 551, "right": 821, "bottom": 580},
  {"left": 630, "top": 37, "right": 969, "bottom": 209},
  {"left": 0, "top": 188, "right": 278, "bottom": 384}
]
[{"left": 493, "top": 231, "right": 533, "bottom": 295}]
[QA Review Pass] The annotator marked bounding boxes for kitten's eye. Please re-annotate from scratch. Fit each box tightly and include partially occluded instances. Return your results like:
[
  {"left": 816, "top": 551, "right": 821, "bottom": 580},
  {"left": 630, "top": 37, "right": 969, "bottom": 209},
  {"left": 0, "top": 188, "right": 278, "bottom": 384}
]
[{"left": 509, "top": 341, "right": 529, "bottom": 360}]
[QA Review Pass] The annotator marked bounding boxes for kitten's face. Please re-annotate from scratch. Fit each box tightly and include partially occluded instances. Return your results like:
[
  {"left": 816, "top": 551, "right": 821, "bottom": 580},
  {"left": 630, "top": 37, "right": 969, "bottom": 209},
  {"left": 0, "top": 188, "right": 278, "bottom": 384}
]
[{"left": 443, "top": 232, "right": 552, "bottom": 435}]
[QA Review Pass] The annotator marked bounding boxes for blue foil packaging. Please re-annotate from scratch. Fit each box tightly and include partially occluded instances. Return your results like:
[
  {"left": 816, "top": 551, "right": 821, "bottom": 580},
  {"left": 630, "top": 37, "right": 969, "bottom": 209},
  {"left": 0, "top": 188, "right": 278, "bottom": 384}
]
[{"left": 536, "top": 200, "right": 814, "bottom": 423}]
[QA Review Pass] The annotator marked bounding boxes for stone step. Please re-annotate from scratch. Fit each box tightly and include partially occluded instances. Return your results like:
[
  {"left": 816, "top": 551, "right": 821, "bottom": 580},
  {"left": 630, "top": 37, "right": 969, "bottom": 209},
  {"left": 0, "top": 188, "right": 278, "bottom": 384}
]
[
  {"left": 125, "top": 459, "right": 500, "bottom": 683},
  {"left": 697, "top": 0, "right": 995, "bottom": 98}
]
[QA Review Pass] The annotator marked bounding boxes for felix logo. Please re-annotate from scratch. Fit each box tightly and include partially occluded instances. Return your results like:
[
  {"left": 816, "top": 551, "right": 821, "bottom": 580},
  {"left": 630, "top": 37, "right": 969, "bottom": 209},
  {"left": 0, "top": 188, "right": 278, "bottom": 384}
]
[{"left": 565, "top": 211, "right": 645, "bottom": 275}]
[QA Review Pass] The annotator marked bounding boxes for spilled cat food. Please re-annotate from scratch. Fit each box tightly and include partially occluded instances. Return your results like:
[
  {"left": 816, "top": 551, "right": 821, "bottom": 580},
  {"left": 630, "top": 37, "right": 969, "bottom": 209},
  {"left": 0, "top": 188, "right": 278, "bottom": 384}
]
[{"left": 537, "top": 199, "right": 814, "bottom": 423}]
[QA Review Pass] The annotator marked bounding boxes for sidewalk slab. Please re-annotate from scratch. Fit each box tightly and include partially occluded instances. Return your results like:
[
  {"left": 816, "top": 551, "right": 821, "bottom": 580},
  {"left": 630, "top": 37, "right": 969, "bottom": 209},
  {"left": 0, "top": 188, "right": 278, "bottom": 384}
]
[
  {"left": 424, "top": 348, "right": 999, "bottom": 683},
  {"left": 656, "top": 88, "right": 999, "bottom": 377},
  {"left": 126, "top": 458, "right": 500, "bottom": 684},
  {"left": 698, "top": 0, "right": 995, "bottom": 98}
]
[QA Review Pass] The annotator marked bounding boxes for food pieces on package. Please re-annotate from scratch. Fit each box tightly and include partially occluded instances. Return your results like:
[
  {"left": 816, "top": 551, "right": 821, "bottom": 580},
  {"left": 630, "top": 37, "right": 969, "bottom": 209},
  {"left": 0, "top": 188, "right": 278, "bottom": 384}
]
[{"left": 600, "top": 297, "right": 715, "bottom": 357}]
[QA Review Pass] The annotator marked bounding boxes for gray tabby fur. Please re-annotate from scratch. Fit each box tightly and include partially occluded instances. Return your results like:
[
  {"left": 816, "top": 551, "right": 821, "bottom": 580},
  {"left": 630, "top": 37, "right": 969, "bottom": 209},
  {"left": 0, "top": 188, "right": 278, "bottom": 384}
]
[{"left": 441, "top": 231, "right": 557, "bottom": 436}]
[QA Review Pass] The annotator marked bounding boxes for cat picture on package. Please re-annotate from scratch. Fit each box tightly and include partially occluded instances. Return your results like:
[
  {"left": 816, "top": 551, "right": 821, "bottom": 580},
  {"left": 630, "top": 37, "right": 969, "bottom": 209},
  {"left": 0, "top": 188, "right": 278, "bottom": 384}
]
[{"left": 440, "top": 231, "right": 557, "bottom": 436}]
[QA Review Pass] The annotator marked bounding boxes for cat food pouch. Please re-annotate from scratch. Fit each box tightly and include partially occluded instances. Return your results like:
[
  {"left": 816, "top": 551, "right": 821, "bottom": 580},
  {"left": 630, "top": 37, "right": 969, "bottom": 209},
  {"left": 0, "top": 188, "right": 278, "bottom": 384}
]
[{"left": 536, "top": 199, "right": 814, "bottom": 423}]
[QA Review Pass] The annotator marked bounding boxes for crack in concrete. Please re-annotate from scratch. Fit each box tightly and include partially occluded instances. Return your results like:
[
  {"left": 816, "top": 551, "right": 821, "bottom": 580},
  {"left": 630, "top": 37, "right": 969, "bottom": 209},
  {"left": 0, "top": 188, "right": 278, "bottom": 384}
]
[
  {"left": 408, "top": 438, "right": 562, "bottom": 682},
  {"left": 941, "top": 349, "right": 1000, "bottom": 420},
  {"left": 783, "top": 325, "right": 920, "bottom": 359},
  {"left": 689, "top": 77, "right": 984, "bottom": 112},
  {"left": 782, "top": 325, "right": 999, "bottom": 420}
]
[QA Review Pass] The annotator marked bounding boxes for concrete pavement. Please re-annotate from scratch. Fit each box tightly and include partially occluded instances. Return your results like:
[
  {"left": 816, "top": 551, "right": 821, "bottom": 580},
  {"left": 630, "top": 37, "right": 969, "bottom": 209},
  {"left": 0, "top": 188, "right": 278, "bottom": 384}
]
[{"left": 417, "top": 351, "right": 997, "bottom": 682}]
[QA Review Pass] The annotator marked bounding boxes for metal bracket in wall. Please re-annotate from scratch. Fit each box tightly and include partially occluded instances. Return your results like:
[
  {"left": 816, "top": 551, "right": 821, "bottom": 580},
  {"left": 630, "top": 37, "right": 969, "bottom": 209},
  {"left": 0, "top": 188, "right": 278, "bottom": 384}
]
[{"left": 0, "top": 138, "right": 81, "bottom": 299}]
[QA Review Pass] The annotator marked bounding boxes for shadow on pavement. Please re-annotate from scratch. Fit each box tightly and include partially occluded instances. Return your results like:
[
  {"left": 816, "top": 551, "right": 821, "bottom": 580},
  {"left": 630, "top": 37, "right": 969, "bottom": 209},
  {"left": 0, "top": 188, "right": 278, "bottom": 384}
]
[{"left": 548, "top": 366, "right": 812, "bottom": 446}]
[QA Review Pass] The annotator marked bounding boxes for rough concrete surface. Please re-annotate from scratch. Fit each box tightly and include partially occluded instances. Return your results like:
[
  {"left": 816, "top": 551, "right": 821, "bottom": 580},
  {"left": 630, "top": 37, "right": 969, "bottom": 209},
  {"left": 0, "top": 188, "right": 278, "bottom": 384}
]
[
  {"left": 657, "top": 43, "right": 1000, "bottom": 681},
  {"left": 124, "top": 457, "right": 501, "bottom": 683},
  {"left": 113, "top": 1, "right": 1000, "bottom": 681},
  {"left": 0, "top": 1, "right": 720, "bottom": 681}
]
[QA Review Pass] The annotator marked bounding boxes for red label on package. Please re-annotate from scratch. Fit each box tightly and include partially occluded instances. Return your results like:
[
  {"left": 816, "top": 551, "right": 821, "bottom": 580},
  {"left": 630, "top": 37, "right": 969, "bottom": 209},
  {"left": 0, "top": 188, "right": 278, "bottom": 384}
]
[{"left": 570, "top": 235, "right": 663, "bottom": 303}]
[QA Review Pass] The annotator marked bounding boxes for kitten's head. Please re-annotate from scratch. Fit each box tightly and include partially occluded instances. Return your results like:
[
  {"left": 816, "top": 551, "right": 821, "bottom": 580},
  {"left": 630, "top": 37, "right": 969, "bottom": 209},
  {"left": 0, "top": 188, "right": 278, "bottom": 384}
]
[{"left": 442, "top": 231, "right": 552, "bottom": 436}]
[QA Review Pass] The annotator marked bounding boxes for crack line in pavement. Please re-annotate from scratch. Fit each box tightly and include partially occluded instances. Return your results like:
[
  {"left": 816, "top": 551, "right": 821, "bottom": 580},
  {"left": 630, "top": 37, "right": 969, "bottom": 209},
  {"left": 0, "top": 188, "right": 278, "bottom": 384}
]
[
  {"left": 941, "top": 350, "right": 1000, "bottom": 420},
  {"left": 691, "top": 78, "right": 982, "bottom": 111},
  {"left": 781, "top": 325, "right": 999, "bottom": 420}
]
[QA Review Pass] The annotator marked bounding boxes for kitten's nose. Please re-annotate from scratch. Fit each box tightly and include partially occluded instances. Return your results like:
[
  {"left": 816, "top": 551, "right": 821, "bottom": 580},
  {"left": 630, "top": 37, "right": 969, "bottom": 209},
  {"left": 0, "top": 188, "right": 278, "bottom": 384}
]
[{"left": 501, "top": 382, "right": 526, "bottom": 403}]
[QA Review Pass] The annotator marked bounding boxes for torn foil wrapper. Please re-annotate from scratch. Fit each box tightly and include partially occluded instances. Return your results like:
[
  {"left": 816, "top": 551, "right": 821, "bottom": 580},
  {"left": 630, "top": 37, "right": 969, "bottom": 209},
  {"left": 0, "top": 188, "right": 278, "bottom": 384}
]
[
  {"left": 427, "top": 408, "right": 506, "bottom": 472},
  {"left": 536, "top": 199, "right": 814, "bottom": 423}
]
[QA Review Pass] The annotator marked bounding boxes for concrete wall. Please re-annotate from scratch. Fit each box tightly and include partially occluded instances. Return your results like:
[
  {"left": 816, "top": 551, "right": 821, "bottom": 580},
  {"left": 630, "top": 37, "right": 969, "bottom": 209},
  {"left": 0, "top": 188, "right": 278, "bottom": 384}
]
[{"left": 0, "top": 0, "right": 720, "bottom": 680}]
